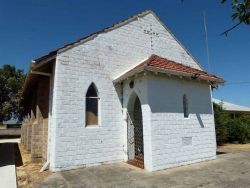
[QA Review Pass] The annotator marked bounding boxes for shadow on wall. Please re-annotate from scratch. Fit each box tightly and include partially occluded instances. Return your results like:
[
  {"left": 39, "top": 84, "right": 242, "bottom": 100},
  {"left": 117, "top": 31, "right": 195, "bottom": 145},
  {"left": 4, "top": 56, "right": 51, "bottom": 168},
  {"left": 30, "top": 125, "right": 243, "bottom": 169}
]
[
  {"left": 196, "top": 114, "right": 205, "bottom": 128},
  {"left": 146, "top": 76, "right": 213, "bottom": 115},
  {"left": 148, "top": 96, "right": 213, "bottom": 115},
  {"left": 113, "top": 81, "right": 213, "bottom": 121}
]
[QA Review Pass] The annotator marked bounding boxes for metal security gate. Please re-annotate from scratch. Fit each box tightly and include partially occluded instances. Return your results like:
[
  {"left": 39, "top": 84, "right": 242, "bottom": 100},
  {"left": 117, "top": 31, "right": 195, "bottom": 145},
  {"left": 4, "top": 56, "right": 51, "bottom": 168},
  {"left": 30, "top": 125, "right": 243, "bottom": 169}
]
[{"left": 127, "top": 96, "right": 144, "bottom": 168}]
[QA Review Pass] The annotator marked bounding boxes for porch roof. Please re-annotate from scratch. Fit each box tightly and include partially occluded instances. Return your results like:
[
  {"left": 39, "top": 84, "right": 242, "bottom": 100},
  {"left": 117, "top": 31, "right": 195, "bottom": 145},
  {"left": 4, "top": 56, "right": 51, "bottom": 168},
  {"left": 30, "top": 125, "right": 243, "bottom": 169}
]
[{"left": 113, "top": 55, "right": 224, "bottom": 85}]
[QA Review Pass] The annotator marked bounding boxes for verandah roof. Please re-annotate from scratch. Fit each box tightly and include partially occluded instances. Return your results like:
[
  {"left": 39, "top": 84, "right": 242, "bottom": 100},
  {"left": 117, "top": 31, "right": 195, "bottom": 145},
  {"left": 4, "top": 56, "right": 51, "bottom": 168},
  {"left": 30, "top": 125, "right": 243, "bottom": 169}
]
[{"left": 113, "top": 54, "right": 224, "bottom": 85}]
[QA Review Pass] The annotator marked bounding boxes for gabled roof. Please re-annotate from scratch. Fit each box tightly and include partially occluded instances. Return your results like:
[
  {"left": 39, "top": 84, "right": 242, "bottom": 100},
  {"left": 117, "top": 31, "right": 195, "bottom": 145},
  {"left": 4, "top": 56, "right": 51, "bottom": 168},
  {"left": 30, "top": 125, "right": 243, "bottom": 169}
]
[
  {"left": 213, "top": 98, "right": 250, "bottom": 112},
  {"left": 26, "top": 9, "right": 207, "bottom": 97},
  {"left": 32, "top": 9, "right": 203, "bottom": 70},
  {"left": 34, "top": 10, "right": 154, "bottom": 63},
  {"left": 114, "top": 55, "right": 224, "bottom": 84}
]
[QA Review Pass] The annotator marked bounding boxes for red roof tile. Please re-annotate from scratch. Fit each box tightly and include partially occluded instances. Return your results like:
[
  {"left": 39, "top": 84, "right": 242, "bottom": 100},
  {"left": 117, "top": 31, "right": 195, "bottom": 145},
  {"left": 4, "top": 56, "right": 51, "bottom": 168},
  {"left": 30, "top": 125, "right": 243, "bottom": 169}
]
[{"left": 129, "top": 55, "right": 224, "bottom": 82}]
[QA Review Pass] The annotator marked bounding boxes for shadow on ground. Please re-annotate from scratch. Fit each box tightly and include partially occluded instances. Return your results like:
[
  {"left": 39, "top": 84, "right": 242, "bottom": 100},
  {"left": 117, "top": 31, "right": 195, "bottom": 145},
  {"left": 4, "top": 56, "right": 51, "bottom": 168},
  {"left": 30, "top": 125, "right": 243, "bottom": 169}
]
[
  {"left": 216, "top": 151, "right": 227, "bottom": 155},
  {"left": 0, "top": 143, "right": 23, "bottom": 167}
]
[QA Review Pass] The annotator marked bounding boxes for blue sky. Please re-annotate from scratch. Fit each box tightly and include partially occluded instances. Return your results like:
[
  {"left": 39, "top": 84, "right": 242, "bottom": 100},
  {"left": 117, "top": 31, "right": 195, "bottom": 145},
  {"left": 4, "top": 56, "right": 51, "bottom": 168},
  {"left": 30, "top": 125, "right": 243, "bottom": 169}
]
[{"left": 0, "top": 0, "right": 249, "bottom": 106}]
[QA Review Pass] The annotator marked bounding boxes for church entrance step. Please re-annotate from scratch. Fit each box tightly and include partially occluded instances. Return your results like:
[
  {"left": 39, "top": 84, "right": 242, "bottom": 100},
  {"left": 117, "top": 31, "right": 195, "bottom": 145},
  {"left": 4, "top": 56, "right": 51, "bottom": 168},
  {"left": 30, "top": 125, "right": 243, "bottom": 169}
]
[{"left": 127, "top": 154, "right": 144, "bottom": 169}]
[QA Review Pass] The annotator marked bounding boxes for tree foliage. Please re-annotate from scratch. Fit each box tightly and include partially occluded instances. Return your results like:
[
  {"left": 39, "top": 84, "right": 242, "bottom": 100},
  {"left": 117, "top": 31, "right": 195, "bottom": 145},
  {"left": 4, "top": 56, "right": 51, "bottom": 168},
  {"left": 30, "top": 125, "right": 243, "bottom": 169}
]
[
  {"left": 0, "top": 65, "right": 26, "bottom": 122},
  {"left": 213, "top": 103, "right": 230, "bottom": 145},
  {"left": 182, "top": 0, "right": 250, "bottom": 35},
  {"left": 227, "top": 116, "right": 250, "bottom": 144},
  {"left": 221, "top": 0, "right": 250, "bottom": 35},
  {"left": 214, "top": 103, "right": 250, "bottom": 145}
]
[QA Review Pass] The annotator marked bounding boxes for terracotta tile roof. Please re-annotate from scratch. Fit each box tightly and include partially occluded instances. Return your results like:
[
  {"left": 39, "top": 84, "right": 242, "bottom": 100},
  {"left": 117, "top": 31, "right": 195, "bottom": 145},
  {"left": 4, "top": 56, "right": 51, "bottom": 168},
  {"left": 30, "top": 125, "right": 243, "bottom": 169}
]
[
  {"left": 129, "top": 55, "right": 224, "bottom": 82},
  {"left": 116, "top": 54, "right": 224, "bottom": 83}
]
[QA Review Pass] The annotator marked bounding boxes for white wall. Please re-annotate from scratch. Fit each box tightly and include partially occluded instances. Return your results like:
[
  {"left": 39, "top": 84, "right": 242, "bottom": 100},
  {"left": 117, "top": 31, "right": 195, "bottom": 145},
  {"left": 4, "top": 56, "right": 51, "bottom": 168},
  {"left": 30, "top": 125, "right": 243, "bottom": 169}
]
[
  {"left": 147, "top": 75, "right": 216, "bottom": 171},
  {"left": 49, "top": 12, "right": 207, "bottom": 171}
]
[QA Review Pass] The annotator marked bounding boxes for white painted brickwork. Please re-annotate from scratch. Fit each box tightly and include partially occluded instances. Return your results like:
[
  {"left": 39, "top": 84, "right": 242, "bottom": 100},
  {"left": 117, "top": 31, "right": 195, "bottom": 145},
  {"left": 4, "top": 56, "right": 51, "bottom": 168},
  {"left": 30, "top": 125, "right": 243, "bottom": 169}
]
[
  {"left": 147, "top": 75, "right": 216, "bottom": 171},
  {"left": 49, "top": 12, "right": 215, "bottom": 171}
]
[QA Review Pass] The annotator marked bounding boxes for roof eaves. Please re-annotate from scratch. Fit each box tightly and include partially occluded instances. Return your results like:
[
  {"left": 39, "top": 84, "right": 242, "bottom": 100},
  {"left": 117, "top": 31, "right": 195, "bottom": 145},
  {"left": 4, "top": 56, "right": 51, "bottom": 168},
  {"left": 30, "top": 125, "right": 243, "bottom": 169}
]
[
  {"left": 145, "top": 66, "right": 224, "bottom": 83},
  {"left": 22, "top": 56, "right": 56, "bottom": 97},
  {"left": 22, "top": 65, "right": 33, "bottom": 97},
  {"left": 113, "top": 64, "right": 224, "bottom": 84},
  {"left": 113, "top": 66, "right": 145, "bottom": 83}
]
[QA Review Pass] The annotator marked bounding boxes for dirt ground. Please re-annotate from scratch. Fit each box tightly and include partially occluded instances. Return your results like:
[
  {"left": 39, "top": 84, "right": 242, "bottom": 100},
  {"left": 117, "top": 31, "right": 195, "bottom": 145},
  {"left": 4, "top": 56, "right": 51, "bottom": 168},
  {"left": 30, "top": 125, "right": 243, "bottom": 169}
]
[
  {"left": 218, "top": 143, "right": 250, "bottom": 151},
  {"left": 16, "top": 144, "right": 51, "bottom": 188}
]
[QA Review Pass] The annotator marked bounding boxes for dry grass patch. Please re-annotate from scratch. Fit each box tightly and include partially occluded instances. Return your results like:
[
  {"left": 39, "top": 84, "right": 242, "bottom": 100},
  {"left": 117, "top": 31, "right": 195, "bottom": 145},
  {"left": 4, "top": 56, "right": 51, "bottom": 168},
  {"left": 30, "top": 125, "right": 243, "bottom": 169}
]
[
  {"left": 16, "top": 144, "right": 51, "bottom": 188},
  {"left": 218, "top": 143, "right": 250, "bottom": 151}
]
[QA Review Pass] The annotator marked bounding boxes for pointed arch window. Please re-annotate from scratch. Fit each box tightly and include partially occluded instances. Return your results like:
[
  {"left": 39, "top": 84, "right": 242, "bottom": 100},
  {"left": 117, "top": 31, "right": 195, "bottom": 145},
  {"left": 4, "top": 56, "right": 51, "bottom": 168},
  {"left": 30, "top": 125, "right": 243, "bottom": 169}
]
[
  {"left": 183, "top": 94, "right": 189, "bottom": 118},
  {"left": 86, "top": 83, "right": 99, "bottom": 126}
]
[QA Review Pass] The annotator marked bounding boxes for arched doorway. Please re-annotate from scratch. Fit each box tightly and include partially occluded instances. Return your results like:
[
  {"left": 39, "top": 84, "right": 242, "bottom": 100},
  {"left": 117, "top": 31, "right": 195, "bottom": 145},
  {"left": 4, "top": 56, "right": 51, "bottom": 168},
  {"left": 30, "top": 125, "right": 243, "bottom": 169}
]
[{"left": 127, "top": 93, "right": 144, "bottom": 168}]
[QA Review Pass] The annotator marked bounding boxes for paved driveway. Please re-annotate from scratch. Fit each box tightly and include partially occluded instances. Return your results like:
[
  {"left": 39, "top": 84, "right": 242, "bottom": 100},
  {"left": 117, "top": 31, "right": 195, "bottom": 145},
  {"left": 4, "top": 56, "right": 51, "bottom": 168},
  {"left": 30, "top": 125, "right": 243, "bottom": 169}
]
[{"left": 38, "top": 150, "right": 250, "bottom": 188}]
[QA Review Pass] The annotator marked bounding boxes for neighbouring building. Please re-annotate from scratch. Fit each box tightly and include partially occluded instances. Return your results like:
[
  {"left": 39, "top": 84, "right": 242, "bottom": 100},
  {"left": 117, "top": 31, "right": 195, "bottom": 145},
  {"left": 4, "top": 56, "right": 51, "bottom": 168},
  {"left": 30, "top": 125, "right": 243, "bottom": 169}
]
[
  {"left": 21, "top": 10, "right": 224, "bottom": 172},
  {"left": 213, "top": 98, "right": 250, "bottom": 119}
]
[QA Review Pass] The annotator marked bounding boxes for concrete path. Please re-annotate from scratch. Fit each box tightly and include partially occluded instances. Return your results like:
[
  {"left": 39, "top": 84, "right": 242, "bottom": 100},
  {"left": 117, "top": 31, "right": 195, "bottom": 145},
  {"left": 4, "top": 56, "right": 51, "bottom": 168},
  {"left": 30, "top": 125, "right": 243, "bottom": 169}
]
[
  {"left": 38, "top": 150, "right": 250, "bottom": 188},
  {"left": 0, "top": 139, "right": 20, "bottom": 188}
]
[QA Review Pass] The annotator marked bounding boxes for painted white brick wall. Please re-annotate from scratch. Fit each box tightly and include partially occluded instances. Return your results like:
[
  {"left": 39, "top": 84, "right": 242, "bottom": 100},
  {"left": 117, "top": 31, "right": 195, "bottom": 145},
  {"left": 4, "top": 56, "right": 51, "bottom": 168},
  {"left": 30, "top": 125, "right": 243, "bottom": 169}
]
[
  {"left": 147, "top": 75, "right": 216, "bottom": 171},
  {"left": 49, "top": 12, "right": 213, "bottom": 171}
]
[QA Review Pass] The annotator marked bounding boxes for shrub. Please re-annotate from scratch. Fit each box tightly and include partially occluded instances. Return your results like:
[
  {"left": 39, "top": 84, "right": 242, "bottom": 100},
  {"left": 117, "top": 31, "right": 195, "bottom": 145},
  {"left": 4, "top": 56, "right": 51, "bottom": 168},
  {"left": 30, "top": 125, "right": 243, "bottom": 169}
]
[
  {"left": 228, "top": 123, "right": 249, "bottom": 144},
  {"left": 213, "top": 103, "right": 230, "bottom": 145},
  {"left": 227, "top": 117, "right": 250, "bottom": 144},
  {"left": 213, "top": 103, "right": 250, "bottom": 145},
  {"left": 216, "top": 123, "right": 228, "bottom": 145}
]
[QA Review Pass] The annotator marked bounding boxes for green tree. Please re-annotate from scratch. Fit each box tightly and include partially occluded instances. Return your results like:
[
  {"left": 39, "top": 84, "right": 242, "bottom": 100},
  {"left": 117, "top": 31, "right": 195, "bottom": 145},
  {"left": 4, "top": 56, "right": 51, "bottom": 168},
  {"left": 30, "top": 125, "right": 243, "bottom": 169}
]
[
  {"left": 221, "top": 0, "right": 250, "bottom": 36},
  {"left": 214, "top": 102, "right": 250, "bottom": 145},
  {"left": 213, "top": 103, "right": 230, "bottom": 145},
  {"left": 0, "top": 65, "right": 26, "bottom": 122},
  {"left": 227, "top": 115, "right": 250, "bottom": 143},
  {"left": 182, "top": 0, "right": 250, "bottom": 35}
]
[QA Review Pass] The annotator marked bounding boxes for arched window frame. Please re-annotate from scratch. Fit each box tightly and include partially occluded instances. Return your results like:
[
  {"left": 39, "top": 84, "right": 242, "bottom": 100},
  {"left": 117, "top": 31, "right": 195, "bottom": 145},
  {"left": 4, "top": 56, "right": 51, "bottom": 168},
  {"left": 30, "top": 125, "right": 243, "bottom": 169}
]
[
  {"left": 85, "top": 83, "right": 100, "bottom": 127},
  {"left": 183, "top": 94, "right": 189, "bottom": 118}
]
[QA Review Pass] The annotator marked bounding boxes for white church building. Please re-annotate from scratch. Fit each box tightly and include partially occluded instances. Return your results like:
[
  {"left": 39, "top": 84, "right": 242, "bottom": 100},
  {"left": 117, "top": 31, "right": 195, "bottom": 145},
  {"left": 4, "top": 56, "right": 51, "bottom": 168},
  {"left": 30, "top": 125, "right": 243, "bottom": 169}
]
[{"left": 21, "top": 10, "right": 224, "bottom": 172}]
